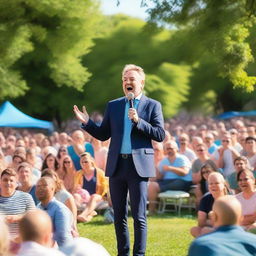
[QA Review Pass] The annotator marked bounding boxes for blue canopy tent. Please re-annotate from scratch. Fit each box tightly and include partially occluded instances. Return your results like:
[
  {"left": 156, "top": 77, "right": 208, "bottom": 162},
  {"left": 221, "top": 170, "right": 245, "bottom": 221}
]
[
  {"left": 216, "top": 110, "right": 256, "bottom": 119},
  {"left": 0, "top": 101, "right": 54, "bottom": 131}
]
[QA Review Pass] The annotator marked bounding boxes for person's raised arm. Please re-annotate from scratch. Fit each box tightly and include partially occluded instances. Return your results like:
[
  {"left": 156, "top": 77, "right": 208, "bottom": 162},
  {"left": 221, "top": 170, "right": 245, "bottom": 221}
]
[{"left": 73, "top": 105, "right": 89, "bottom": 124}]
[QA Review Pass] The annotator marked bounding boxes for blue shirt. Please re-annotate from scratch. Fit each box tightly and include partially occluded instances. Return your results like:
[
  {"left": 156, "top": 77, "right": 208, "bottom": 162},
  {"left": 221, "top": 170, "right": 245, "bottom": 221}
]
[
  {"left": 158, "top": 154, "right": 192, "bottom": 181},
  {"left": 120, "top": 95, "right": 140, "bottom": 154},
  {"left": 37, "top": 198, "right": 73, "bottom": 247},
  {"left": 67, "top": 143, "right": 94, "bottom": 170},
  {"left": 189, "top": 225, "right": 256, "bottom": 256}
]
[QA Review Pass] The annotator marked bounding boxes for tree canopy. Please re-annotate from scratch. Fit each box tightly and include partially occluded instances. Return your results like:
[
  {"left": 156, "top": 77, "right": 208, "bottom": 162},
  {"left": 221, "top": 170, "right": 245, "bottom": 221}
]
[
  {"left": 145, "top": 0, "right": 256, "bottom": 91},
  {"left": 0, "top": 0, "right": 100, "bottom": 100}
]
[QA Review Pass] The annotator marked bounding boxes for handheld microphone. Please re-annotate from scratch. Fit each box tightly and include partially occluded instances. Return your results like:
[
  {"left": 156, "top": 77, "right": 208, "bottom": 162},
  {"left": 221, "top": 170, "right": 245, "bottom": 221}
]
[{"left": 127, "top": 92, "right": 135, "bottom": 108}]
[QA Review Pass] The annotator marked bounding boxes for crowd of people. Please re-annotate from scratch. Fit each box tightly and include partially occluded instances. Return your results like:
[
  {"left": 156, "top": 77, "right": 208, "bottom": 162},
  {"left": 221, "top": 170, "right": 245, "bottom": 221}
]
[{"left": 0, "top": 114, "right": 256, "bottom": 255}]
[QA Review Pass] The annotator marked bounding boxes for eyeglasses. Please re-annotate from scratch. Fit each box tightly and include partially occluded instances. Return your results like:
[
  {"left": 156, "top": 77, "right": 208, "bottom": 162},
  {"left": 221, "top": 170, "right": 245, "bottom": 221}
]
[
  {"left": 222, "top": 140, "right": 230, "bottom": 143},
  {"left": 64, "top": 161, "right": 71, "bottom": 164},
  {"left": 197, "top": 149, "right": 204, "bottom": 152},
  {"left": 60, "top": 149, "right": 67, "bottom": 152}
]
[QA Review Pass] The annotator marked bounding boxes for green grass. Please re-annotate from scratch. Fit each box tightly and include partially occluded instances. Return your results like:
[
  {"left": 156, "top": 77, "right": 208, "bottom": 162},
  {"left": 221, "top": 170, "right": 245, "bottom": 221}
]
[{"left": 78, "top": 213, "right": 197, "bottom": 256}]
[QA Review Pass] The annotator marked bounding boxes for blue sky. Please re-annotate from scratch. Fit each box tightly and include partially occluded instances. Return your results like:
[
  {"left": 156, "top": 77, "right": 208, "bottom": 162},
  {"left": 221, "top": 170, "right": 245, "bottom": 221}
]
[{"left": 100, "top": 0, "right": 151, "bottom": 20}]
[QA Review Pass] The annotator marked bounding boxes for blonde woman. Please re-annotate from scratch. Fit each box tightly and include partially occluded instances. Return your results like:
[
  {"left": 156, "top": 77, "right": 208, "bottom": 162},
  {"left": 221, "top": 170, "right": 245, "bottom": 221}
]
[
  {"left": 190, "top": 172, "right": 227, "bottom": 237},
  {"left": 74, "top": 152, "right": 108, "bottom": 222}
]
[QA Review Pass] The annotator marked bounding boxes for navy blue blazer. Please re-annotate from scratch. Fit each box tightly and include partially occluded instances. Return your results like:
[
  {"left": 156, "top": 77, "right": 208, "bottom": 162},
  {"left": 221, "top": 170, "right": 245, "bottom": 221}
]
[{"left": 82, "top": 94, "right": 165, "bottom": 178}]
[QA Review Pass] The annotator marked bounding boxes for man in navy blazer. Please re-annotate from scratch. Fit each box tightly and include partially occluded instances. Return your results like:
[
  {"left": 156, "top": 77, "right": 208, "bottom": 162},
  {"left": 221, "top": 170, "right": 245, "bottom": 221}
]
[{"left": 73, "top": 64, "right": 165, "bottom": 256}]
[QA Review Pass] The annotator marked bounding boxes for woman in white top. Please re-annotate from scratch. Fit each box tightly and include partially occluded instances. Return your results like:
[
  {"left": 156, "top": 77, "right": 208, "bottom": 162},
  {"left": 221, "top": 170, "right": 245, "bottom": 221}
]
[{"left": 235, "top": 169, "right": 256, "bottom": 230}]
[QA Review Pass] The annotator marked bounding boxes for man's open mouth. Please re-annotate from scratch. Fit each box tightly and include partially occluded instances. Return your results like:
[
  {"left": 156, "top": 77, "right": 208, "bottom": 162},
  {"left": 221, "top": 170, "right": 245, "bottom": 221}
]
[{"left": 127, "top": 86, "right": 133, "bottom": 91}]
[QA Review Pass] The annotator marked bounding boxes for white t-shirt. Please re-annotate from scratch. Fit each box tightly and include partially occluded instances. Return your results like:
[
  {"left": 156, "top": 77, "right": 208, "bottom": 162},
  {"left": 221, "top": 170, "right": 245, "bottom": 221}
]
[{"left": 235, "top": 192, "right": 256, "bottom": 215}]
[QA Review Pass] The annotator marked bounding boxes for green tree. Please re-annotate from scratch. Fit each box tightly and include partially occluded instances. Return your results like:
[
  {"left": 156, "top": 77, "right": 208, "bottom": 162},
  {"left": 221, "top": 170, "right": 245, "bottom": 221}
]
[
  {"left": 0, "top": 0, "right": 100, "bottom": 119},
  {"left": 82, "top": 15, "right": 191, "bottom": 118},
  {"left": 145, "top": 0, "right": 256, "bottom": 91}
]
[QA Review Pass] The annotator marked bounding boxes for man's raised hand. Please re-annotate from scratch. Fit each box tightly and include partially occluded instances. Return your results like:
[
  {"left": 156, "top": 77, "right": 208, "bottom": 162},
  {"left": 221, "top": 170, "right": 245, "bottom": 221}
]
[{"left": 73, "top": 105, "right": 89, "bottom": 124}]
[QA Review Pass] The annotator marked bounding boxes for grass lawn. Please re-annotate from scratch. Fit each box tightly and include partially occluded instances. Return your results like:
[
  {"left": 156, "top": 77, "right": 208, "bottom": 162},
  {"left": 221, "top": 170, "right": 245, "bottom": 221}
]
[{"left": 78, "top": 213, "right": 197, "bottom": 256}]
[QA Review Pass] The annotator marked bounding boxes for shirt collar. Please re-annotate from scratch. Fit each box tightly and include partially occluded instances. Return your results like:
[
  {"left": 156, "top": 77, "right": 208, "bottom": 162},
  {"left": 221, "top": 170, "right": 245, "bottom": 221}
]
[{"left": 135, "top": 93, "right": 142, "bottom": 101}]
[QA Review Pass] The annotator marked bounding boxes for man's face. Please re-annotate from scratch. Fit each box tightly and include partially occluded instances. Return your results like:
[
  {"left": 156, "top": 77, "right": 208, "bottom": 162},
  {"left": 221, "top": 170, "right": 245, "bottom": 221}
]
[
  {"left": 245, "top": 139, "right": 256, "bottom": 152},
  {"left": 18, "top": 167, "right": 32, "bottom": 183},
  {"left": 164, "top": 142, "right": 177, "bottom": 157},
  {"left": 234, "top": 160, "right": 246, "bottom": 172},
  {"left": 36, "top": 178, "right": 55, "bottom": 202},
  {"left": 0, "top": 174, "right": 17, "bottom": 195},
  {"left": 122, "top": 70, "right": 144, "bottom": 97}
]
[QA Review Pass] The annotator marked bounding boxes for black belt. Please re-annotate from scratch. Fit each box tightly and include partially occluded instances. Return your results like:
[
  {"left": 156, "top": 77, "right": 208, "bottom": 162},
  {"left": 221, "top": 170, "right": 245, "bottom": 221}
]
[{"left": 120, "top": 154, "right": 132, "bottom": 159}]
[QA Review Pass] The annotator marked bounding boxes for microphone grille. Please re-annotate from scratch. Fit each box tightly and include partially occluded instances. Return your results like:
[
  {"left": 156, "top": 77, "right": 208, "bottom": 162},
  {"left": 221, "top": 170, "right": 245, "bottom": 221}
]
[{"left": 127, "top": 92, "right": 135, "bottom": 101}]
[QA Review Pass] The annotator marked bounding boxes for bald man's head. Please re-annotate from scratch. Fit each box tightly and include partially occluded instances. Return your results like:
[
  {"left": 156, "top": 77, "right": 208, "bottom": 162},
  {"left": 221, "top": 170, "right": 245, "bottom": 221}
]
[
  {"left": 212, "top": 195, "right": 242, "bottom": 227},
  {"left": 19, "top": 209, "right": 53, "bottom": 246}
]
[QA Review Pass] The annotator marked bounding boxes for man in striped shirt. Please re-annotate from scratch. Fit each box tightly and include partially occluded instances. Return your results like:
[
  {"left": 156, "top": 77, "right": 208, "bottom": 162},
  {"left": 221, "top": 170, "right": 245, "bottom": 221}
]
[{"left": 0, "top": 168, "right": 35, "bottom": 242}]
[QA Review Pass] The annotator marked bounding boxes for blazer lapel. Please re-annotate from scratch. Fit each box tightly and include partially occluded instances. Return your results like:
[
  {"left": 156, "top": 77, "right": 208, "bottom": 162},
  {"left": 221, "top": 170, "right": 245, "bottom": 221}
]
[{"left": 137, "top": 94, "right": 148, "bottom": 116}]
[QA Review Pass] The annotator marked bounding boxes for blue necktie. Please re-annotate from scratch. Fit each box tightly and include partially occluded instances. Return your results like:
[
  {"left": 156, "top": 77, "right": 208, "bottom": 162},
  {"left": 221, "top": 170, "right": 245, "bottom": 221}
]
[{"left": 120, "top": 99, "right": 139, "bottom": 154}]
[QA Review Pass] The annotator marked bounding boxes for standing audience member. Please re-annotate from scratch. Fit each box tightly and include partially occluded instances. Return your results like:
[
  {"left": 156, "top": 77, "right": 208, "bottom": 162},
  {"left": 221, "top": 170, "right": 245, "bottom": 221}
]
[
  {"left": 190, "top": 172, "right": 227, "bottom": 237},
  {"left": 36, "top": 176, "right": 73, "bottom": 248},
  {"left": 17, "top": 210, "right": 65, "bottom": 256},
  {"left": 189, "top": 195, "right": 256, "bottom": 256}
]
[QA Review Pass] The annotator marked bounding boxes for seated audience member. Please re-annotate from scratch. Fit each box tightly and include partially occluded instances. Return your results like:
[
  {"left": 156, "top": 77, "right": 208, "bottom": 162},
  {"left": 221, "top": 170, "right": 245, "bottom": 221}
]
[
  {"left": 190, "top": 136, "right": 203, "bottom": 152},
  {"left": 41, "top": 153, "right": 59, "bottom": 172},
  {"left": 148, "top": 140, "right": 192, "bottom": 214},
  {"left": 10, "top": 153, "right": 26, "bottom": 170},
  {"left": 191, "top": 143, "right": 217, "bottom": 184},
  {"left": 204, "top": 132, "right": 218, "bottom": 155},
  {"left": 247, "top": 126, "right": 256, "bottom": 137},
  {"left": 0, "top": 168, "right": 35, "bottom": 241},
  {"left": 57, "top": 155, "right": 76, "bottom": 193},
  {"left": 56, "top": 146, "right": 68, "bottom": 164},
  {"left": 195, "top": 163, "right": 219, "bottom": 206},
  {"left": 67, "top": 130, "right": 94, "bottom": 170},
  {"left": 61, "top": 237, "right": 110, "bottom": 256},
  {"left": 212, "top": 133, "right": 240, "bottom": 177},
  {"left": 226, "top": 156, "right": 251, "bottom": 194},
  {"left": 189, "top": 195, "right": 256, "bottom": 256},
  {"left": 41, "top": 169, "right": 78, "bottom": 236},
  {"left": 26, "top": 148, "right": 42, "bottom": 180},
  {"left": 17, "top": 210, "right": 65, "bottom": 256},
  {"left": 59, "top": 132, "right": 70, "bottom": 148},
  {"left": 74, "top": 152, "right": 108, "bottom": 222},
  {"left": 235, "top": 169, "right": 256, "bottom": 231},
  {"left": 242, "top": 136, "right": 256, "bottom": 170},
  {"left": 229, "top": 128, "right": 243, "bottom": 152},
  {"left": 36, "top": 176, "right": 73, "bottom": 248},
  {"left": 190, "top": 172, "right": 227, "bottom": 238},
  {"left": 0, "top": 216, "right": 11, "bottom": 256},
  {"left": 17, "top": 163, "right": 39, "bottom": 205},
  {"left": 178, "top": 133, "right": 197, "bottom": 162}
]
